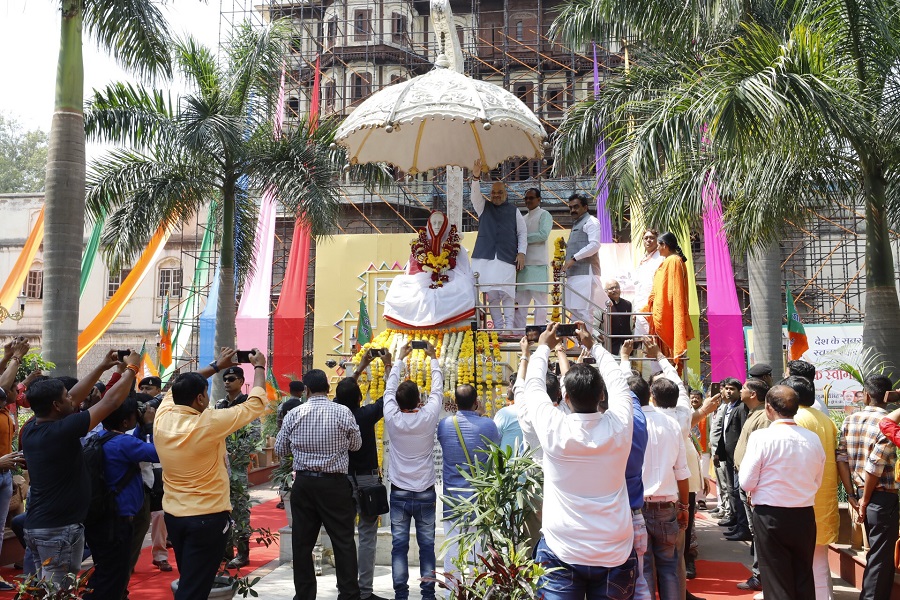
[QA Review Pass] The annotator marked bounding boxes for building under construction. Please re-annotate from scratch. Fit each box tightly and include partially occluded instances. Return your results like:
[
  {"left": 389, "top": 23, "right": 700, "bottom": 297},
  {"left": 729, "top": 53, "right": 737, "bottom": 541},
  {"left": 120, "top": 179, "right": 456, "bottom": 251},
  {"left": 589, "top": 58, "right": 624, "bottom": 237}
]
[{"left": 211, "top": 0, "right": 898, "bottom": 379}]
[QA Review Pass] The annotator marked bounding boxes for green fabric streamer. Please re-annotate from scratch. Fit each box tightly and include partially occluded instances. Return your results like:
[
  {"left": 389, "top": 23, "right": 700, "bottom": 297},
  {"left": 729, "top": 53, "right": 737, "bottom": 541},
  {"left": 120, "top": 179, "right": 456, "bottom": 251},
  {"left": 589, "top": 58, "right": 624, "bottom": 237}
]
[
  {"left": 162, "top": 206, "right": 217, "bottom": 382},
  {"left": 80, "top": 220, "right": 103, "bottom": 296}
]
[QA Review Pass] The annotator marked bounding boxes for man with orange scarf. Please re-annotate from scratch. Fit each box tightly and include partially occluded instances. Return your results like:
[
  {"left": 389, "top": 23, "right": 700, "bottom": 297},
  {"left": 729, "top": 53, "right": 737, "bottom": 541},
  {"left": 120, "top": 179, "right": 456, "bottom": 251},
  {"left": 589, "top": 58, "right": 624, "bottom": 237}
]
[{"left": 642, "top": 232, "right": 694, "bottom": 366}]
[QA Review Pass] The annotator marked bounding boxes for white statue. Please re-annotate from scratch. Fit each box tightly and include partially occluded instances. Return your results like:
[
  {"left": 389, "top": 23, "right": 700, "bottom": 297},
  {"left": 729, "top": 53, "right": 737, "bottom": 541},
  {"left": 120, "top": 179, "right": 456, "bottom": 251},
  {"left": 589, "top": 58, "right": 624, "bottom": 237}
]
[{"left": 383, "top": 211, "right": 475, "bottom": 328}]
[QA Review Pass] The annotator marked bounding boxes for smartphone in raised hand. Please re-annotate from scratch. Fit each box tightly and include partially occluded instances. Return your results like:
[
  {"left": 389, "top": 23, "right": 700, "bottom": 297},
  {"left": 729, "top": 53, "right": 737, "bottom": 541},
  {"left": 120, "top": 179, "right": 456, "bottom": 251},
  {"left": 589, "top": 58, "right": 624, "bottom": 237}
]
[
  {"left": 235, "top": 350, "right": 254, "bottom": 363},
  {"left": 555, "top": 323, "right": 578, "bottom": 337}
]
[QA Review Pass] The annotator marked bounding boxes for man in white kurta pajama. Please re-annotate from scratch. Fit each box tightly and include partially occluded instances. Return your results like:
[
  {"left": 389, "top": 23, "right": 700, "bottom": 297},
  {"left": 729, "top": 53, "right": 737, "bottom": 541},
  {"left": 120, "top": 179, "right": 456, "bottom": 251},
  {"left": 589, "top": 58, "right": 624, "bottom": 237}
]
[{"left": 470, "top": 174, "right": 527, "bottom": 331}]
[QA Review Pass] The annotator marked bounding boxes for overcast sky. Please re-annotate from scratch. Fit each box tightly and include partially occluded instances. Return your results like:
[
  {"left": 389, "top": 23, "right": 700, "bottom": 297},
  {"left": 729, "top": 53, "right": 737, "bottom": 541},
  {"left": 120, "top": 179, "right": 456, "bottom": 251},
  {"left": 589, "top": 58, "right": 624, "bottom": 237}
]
[{"left": 0, "top": 0, "right": 242, "bottom": 156}]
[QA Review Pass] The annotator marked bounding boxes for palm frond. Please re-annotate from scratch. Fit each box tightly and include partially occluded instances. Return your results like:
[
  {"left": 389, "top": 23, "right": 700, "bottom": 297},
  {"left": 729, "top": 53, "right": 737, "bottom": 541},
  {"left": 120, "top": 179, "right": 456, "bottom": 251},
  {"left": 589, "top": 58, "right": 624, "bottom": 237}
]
[
  {"left": 87, "top": 149, "right": 211, "bottom": 269},
  {"left": 820, "top": 343, "right": 889, "bottom": 385},
  {"left": 225, "top": 20, "right": 292, "bottom": 123},
  {"left": 84, "top": 82, "right": 177, "bottom": 149},
  {"left": 84, "top": 0, "right": 172, "bottom": 80}
]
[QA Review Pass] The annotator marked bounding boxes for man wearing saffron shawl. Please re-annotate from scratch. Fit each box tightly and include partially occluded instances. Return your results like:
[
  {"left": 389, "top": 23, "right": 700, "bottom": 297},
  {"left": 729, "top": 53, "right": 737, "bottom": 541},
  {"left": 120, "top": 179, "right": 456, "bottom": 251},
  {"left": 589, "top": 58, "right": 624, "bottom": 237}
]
[{"left": 642, "top": 232, "right": 694, "bottom": 366}]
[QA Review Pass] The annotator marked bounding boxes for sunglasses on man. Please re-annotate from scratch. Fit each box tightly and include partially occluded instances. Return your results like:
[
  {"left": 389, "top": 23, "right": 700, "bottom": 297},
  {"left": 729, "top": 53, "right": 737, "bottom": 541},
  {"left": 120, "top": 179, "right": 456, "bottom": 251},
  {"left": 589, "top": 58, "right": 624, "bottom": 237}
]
[{"left": 223, "top": 376, "right": 241, "bottom": 383}]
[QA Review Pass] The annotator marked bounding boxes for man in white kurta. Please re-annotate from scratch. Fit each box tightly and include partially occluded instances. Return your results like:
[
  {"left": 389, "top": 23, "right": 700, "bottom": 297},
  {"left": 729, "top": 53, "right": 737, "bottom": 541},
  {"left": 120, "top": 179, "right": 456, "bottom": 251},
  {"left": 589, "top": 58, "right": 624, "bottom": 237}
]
[
  {"left": 513, "top": 188, "right": 552, "bottom": 330},
  {"left": 470, "top": 173, "right": 527, "bottom": 331},
  {"left": 563, "top": 193, "right": 607, "bottom": 325}
]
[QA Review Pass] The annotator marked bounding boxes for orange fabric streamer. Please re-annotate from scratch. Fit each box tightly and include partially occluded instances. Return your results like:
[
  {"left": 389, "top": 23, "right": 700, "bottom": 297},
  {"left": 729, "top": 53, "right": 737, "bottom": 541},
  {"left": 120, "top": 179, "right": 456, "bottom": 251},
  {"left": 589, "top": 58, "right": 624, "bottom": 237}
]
[
  {"left": 643, "top": 255, "right": 695, "bottom": 364},
  {"left": 0, "top": 207, "right": 44, "bottom": 310},
  {"left": 77, "top": 226, "right": 171, "bottom": 361}
]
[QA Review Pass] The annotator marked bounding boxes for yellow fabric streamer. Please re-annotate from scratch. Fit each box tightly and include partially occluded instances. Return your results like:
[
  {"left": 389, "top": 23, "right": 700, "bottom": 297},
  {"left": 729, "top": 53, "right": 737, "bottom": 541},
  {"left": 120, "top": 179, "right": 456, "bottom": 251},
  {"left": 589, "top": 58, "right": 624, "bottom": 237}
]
[
  {"left": 77, "top": 226, "right": 171, "bottom": 361},
  {"left": 0, "top": 207, "right": 44, "bottom": 310},
  {"left": 141, "top": 354, "right": 159, "bottom": 379}
]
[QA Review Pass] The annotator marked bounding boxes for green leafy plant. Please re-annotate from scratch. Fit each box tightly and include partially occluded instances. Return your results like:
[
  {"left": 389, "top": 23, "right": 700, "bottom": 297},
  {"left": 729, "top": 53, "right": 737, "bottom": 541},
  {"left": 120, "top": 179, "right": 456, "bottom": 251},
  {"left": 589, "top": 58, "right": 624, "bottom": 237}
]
[
  {"left": 438, "top": 442, "right": 545, "bottom": 599},
  {"left": 15, "top": 351, "right": 55, "bottom": 382},
  {"left": 14, "top": 567, "right": 94, "bottom": 599},
  {"left": 819, "top": 344, "right": 890, "bottom": 386}
]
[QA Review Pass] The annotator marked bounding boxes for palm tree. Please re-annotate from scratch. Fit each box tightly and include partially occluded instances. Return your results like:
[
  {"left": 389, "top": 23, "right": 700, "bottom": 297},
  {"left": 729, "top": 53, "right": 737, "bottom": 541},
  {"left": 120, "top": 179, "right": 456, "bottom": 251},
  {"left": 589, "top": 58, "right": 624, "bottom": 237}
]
[
  {"left": 551, "top": 0, "right": 900, "bottom": 370},
  {"left": 84, "top": 21, "right": 387, "bottom": 398},
  {"left": 44, "top": 0, "right": 172, "bottom": 376}
]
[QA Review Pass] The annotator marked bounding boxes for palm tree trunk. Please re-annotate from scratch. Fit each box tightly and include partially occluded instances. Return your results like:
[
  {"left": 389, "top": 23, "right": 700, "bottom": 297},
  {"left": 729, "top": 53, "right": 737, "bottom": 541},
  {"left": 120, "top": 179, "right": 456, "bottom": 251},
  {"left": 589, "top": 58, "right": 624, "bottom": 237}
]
[
  {"left": 747, "top": 242, "right": 783, "bottom": 370},
  {"left": 862, "top": 167, "right": 900, "bottom": 376},
  {"left": 43, "top": 0, "right": 86, "bottom": 376},
  {"left": 212, "top": 185, "right": 237, "bottom": 401}
]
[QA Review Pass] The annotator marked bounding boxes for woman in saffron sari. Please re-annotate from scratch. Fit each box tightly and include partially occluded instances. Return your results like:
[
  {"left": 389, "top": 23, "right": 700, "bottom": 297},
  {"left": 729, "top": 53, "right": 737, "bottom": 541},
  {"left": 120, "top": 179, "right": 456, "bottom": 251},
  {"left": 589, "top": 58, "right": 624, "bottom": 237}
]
[{"left": 642, "top": 231, "right": 694, "bottom": 365}]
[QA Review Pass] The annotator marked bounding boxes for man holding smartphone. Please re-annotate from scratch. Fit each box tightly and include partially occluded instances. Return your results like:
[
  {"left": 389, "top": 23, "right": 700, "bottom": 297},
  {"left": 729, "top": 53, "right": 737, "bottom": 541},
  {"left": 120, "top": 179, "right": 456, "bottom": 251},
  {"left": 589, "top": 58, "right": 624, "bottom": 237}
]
[
  {"left": 215, "top": 363, "right": 259, "bottom": 569},
  {"left": 155, "top": 348, "right": 268, "bottom": 600}
]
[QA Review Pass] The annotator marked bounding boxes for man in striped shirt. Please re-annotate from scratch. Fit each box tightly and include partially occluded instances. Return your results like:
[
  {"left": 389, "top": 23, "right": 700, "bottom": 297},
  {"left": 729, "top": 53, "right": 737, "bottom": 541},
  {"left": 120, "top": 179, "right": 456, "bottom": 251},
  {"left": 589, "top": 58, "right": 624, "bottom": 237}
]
[
  {"left": 276, "top": 369, "right": 362, "bottom": 600},
  {"left": 836, "top": 374, "right": 898, "bottom": 600}
]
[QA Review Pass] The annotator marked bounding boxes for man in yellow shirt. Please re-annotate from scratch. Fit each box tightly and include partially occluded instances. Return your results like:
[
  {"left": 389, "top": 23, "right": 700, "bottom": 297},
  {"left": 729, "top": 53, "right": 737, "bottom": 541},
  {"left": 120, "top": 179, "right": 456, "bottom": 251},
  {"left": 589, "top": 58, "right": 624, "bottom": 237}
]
[{"left": 154, "top": 348, "right": 268, "bottom": 600}]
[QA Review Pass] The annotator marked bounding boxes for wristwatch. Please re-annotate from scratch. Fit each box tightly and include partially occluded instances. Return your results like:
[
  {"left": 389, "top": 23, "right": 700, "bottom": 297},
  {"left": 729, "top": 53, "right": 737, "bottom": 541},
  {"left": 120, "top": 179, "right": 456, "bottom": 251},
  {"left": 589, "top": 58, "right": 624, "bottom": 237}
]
[{"left": 209, "top": 360, "right": 220, "bottom": 373}]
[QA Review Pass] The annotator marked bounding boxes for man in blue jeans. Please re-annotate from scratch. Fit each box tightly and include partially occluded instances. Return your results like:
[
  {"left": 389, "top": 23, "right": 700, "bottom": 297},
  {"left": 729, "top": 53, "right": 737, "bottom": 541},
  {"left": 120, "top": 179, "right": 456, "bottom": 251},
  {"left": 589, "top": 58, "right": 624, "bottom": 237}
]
[
  {"left": 437, "top": 381, "right": 500, "bottom": 589},
  {"left": 640, "top": 377, "right": 690, "bottom": 599},
  {"left": 518, "top": 322, "right": 637, "bottom": 600},
  {"left": 383, "top": 341, "right": 443, "bottom": 600},
  {"left": 22, "top": 350, "right": 139, "bottom": 588}
]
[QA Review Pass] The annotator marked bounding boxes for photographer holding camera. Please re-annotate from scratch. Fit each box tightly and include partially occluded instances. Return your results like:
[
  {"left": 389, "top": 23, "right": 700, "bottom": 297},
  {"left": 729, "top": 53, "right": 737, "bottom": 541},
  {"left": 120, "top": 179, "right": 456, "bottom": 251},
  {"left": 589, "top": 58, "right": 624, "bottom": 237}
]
[{"left": 154, "top": 347, "right": 268, "bottom": 600}]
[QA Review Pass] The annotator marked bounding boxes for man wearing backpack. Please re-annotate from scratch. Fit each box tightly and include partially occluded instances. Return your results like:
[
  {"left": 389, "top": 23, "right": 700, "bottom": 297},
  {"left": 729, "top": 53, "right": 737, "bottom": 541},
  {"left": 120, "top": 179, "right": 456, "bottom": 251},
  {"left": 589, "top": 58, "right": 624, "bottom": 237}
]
[
  {"left": 82, "top": 396, "right": 159, "bottom": 600},
  {"left": 154, "top": 348, "right": 268, "bottom": 600},
  {"left": 22, "top": 350, "right": 140, "bottom": 587}
]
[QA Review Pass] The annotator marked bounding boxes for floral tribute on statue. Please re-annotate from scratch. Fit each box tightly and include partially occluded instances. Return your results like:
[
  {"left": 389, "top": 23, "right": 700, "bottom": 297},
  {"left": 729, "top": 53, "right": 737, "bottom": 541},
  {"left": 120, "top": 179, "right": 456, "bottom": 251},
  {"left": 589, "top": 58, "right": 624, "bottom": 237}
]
[{"left": 410, "top": 224, "right": 461, "bottom": 288}]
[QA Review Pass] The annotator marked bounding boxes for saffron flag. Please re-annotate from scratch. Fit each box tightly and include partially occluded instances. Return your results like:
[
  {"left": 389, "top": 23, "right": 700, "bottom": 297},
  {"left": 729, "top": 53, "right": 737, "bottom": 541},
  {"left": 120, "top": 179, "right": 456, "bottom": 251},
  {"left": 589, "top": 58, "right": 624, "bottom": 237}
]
[
  {"left": 358, "top": 296, "right": 372, "bottom": 347},
  {"left": 266, "top": 365, "right": 281, "bottom": 403},
  {"left": 786, "top": 283, "right": 809, "bottom": 360},
  {"left": 310, "top": 54, "right": 321, "bottom": 132},
  {"left": 159, "top": 294, "right": 173, "bottom": 369}
]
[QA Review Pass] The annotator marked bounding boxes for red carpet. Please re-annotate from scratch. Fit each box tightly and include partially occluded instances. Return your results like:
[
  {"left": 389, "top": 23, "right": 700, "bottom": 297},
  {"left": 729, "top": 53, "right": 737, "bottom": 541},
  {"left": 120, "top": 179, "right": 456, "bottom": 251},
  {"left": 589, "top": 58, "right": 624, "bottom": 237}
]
[
  {"left": 0, "top": 498, "right": 286, "bottom": 599},
  {"left": 690, "top": 560, "right": 757, "bottom": 599}
]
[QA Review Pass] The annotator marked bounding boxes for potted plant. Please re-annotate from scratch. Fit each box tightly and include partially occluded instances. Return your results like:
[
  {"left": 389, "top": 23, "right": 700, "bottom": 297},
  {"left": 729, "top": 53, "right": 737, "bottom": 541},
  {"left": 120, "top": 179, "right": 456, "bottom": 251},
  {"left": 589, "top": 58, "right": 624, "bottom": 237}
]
[
  {"left": 434, "top": 442, "right": 547, "bottom": 599},
  {"left": 271, "top": 455, "right": 294, "bottom": 525}
]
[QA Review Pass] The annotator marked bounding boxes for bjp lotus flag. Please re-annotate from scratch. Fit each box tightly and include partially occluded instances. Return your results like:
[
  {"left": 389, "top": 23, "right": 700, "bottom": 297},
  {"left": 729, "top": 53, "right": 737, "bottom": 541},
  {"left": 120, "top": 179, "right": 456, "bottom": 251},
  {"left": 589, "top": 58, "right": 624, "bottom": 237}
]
[
  {"left": 786, "top": 283, "right": 809, "bottom": 360},
  {"left": 159, "top": 295, "right": 173, "bottom": 368}
]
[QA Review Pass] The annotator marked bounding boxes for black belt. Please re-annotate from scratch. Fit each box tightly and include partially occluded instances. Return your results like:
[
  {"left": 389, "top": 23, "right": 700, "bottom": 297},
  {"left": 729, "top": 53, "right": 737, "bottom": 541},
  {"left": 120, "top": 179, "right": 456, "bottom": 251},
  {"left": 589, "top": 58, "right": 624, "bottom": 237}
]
[
  {"left": 296, "top": 470, "right": 346, "bottom": 479},
  {"left": 350, "top": 469, "right": 380, "bottom": 476},
  {"left": 391, "top": 484, "right": 435, "bottom": 493},
  {"left": 643, "top": 500, "right": 675, "bottom": 507}
]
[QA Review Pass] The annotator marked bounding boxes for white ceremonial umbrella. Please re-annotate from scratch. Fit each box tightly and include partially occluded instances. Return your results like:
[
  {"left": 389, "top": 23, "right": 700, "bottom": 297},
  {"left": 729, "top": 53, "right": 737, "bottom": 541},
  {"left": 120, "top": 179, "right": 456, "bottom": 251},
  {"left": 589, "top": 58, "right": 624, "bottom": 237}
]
[{"left": 334, "top": 65, "right": 548, "bottom": 175}]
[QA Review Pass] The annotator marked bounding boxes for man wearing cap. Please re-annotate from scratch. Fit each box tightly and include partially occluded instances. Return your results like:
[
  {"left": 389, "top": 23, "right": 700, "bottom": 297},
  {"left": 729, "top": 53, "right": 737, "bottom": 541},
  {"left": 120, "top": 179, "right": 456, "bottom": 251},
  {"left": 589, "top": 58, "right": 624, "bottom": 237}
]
[
  {"left": 748, "top": 364, "right": 773, "bottom": 387},
  {"left": 139, "top": 376, "right": 164, "bottom": 404},
  {"left": 215, "top": 365, "right": 260, "bottom": 569}
]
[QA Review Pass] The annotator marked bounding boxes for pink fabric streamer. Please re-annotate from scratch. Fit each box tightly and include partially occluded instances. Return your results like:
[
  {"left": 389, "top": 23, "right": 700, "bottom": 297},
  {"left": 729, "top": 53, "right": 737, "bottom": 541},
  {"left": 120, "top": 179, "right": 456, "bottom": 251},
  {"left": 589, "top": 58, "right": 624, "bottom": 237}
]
[
  {"left": 702, "top": 179, "right": 747, "bottom": 381},
  {"left": 592, "top": 43, "right": 614, "bottom": 243},
  {"left": 235, "top": 68, "right": 285, "bottom": 354}
]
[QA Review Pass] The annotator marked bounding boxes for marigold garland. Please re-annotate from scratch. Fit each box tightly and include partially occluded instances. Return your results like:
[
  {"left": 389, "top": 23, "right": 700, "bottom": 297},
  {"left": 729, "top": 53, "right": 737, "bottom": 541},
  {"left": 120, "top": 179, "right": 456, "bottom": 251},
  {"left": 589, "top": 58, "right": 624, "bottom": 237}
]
[
  {"left": 352, "top": 326, "right": 509, "bottom": 415},
  {"left": 410, "top": 225, "right": 461, "bottom": 288},
  {"left": 551, "top": 237, "right": 566, "bottom": 321}
]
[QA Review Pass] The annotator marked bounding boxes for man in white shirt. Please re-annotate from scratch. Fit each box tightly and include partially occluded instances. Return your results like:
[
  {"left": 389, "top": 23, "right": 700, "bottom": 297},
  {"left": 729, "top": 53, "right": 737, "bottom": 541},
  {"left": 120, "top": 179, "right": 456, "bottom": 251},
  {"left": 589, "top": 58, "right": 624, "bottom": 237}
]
[
  {"left": 641, "top": 376, "right": 690, "bottom": 600},
  {"left": 382, "top": 341, "right": 443, "bottom": 600},
  {"left": 563, "top": 193, "right": 606, "bottom": 325},
  {"left": 469, "top": 161, "right": 527, "bottom": 331},
  {"left": 739, "top": 386, "right": 825, "bottom": 600},
  {"left": 513, "top": 188, "right": 552, "bottom": 331},
  {"left": 520, "top": 322, "right": 637, "bottom": 599}
]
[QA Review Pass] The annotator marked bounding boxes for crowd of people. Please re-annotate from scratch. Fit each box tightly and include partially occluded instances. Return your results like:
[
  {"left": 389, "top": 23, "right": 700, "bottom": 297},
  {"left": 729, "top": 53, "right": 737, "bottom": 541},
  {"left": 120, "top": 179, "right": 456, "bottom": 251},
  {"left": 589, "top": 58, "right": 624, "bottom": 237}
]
[
  {"left": 0, "top": 182, "right": 897, "bottom": 600},
  {"left": 269, "top": 317, "right": 897, "bottom": 600}
]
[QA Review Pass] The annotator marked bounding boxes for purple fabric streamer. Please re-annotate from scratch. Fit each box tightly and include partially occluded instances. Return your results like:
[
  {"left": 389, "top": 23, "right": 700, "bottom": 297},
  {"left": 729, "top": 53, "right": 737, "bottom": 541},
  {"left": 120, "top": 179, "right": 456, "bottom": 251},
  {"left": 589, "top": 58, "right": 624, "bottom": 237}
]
[
  {"left": 592, "top": 43, "right": 614, "bottom": 243},
  {"left": 702, "top": 178, "right": 748, "bottom": 381}
]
